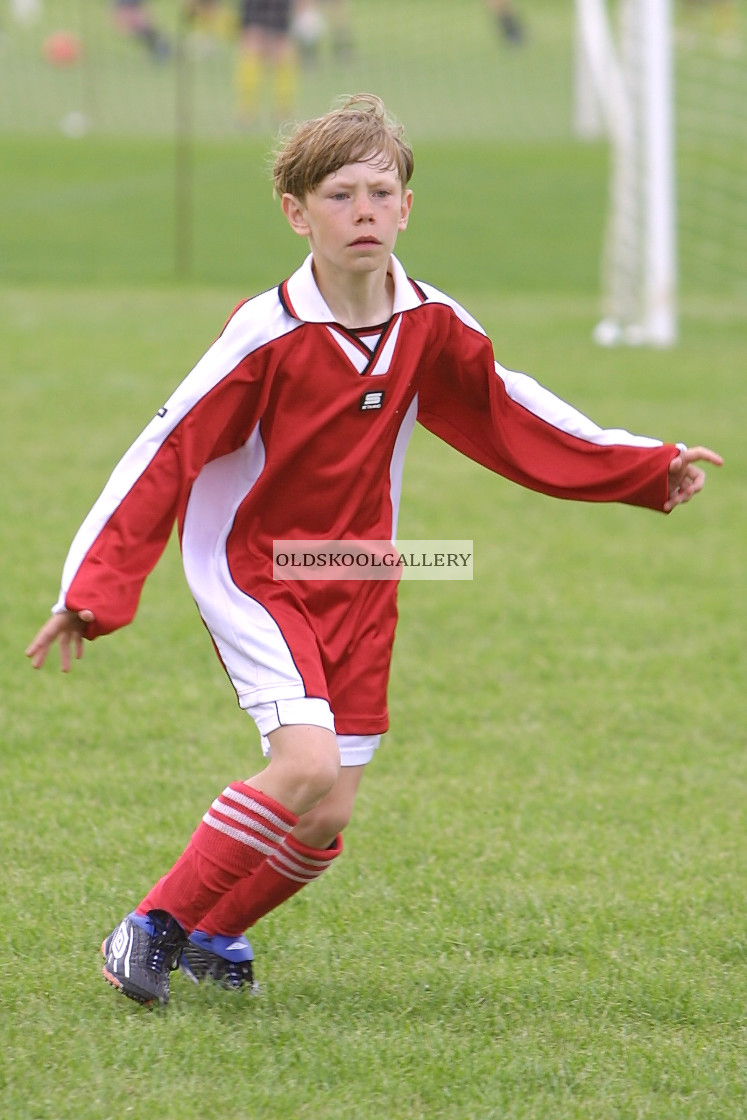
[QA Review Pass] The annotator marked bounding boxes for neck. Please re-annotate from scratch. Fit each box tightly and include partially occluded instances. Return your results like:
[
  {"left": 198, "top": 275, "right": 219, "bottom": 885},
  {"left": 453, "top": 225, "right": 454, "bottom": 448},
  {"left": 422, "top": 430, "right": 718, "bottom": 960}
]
[{"left": 312, "top": 258, "right": 395, "bottom": 328}]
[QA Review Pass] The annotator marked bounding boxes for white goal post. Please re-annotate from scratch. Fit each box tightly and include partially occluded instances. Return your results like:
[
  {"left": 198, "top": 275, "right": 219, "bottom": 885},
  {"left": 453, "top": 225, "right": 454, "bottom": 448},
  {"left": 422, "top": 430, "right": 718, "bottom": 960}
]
[{"left": 574, "top": 0, "right": 677, "bottom": 347}]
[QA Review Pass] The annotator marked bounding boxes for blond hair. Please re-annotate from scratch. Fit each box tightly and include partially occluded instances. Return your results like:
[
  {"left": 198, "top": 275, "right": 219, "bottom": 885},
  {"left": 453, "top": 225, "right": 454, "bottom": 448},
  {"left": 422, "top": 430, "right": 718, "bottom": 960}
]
[{"left": 272, "top": 94, "right": 414, "bottom": 199}]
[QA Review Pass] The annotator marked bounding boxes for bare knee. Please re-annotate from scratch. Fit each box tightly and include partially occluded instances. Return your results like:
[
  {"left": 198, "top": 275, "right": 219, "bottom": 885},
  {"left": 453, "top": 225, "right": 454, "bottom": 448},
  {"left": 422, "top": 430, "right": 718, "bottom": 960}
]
[
  {"left": 295, "top": 799, "right": 353, "bottom": 848},
  {"left": 260, "top": 724, "right": 340, "bottom": 814},
  {"left": 293, "top": 764, "right": 365, "bottom": 848}
]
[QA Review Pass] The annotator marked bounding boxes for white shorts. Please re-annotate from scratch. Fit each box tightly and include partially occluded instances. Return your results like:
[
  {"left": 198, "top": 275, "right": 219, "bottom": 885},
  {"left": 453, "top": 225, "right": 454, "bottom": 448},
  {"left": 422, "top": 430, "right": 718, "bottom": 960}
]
[{"left": 247, "top": 697, "right": 381, "bottom": 767}]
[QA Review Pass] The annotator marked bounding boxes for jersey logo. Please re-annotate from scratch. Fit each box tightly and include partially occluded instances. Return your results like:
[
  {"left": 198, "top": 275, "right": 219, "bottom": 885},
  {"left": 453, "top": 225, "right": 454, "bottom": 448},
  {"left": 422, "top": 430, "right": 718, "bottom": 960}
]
[
  {"left": 359, "top": 390, "right": 385, "bottom": 411},
  {"left": 157, "top": 406, "right": 168, "bottom": 418}
]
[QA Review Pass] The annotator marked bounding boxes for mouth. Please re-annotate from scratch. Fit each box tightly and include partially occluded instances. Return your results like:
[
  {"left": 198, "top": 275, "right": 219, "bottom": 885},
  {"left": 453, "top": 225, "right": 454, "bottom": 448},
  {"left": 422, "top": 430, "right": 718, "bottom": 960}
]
[{"left": 349, "top": 237, "right": 381, "bottom": 247}]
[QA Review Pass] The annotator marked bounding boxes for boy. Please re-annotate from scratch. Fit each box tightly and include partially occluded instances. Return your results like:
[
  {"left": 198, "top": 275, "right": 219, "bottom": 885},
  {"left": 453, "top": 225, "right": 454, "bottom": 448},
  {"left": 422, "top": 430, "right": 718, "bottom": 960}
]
[{"left": 26, "top": 94, "right": 722, "bottom": 1007}]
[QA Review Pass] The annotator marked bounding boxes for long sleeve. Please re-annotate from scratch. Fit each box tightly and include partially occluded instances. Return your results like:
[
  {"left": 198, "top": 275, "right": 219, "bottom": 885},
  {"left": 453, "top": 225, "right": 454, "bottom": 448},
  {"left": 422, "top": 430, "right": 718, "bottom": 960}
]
[
  {"left": 416, "top": 295, "right": 676, "bottom": 510},
  {"left": 54, "top": 293, "right": 291, "bottom": 638}
]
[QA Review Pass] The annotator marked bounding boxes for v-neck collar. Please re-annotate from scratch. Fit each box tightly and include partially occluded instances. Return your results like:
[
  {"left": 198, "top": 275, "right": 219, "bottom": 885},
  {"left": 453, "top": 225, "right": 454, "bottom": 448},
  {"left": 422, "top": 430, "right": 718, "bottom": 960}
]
[{"left": 325, "top": 316, "right": 404, "bottom": 376}]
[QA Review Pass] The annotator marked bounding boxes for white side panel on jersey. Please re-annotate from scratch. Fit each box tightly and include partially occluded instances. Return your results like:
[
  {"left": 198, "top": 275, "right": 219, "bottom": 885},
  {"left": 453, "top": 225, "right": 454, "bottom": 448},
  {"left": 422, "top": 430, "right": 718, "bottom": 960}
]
[
  {"left": 182, "top": 425, "right": 308, "bottom": 708},
  {"left": 389, "top": 395, "right": 419, "bottom": 543},
  {"left": 55, "top": 293, "right": 300, "bottom": 610}
]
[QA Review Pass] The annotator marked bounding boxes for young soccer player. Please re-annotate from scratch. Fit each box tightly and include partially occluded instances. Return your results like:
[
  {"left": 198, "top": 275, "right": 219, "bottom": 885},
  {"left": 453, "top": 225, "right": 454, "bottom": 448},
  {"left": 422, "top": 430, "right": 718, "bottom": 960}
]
[
  {"left": 111, "top": 0, "right": 171, "bottom": 60},
  {"left": 26, "top": 94, "right": 722, "bottom": 1007},
  {"left": 235, "top": 0, "right": 298, "bottom": 127}
]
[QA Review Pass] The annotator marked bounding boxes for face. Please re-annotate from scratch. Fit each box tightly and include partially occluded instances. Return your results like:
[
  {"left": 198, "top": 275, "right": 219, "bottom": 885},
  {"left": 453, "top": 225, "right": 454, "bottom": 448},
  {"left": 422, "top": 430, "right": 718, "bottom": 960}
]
[{"left": 282, "top": 160, "right": 413, "bottom": 277}]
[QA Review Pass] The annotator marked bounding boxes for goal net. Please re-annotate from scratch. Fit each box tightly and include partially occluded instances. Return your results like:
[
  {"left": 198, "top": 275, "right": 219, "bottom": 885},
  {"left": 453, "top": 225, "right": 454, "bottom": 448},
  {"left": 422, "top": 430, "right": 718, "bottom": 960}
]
[
  {"left": 676, "top": 0, "right": 746, "bottom": 303},
  {"left": 575, "top": 0, "right": 745, "bottom": 346}
]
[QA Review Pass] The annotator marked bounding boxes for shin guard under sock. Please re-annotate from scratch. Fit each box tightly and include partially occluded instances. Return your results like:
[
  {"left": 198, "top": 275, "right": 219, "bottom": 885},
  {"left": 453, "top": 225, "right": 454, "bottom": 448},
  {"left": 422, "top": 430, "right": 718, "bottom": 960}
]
[
  {"left": 137, "top": 783, "right": 297, "bottom": 934},
  {"left": 197, "top": 832, "right": 343, "bottom": 937}
]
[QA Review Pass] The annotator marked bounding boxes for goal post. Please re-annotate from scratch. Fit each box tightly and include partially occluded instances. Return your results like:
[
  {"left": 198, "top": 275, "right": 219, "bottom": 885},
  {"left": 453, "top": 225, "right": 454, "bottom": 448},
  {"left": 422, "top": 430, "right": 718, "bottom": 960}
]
[{"left": 574, "top": 0, "right": 678, "bottom": 347}]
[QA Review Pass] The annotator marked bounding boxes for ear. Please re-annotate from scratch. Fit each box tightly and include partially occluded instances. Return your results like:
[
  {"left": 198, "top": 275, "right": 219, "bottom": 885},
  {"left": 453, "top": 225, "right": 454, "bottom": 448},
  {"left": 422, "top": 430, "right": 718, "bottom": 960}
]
[
  {"left": 398, "top": 189, "right": 413, "bottom": 232},
  {"left": 281, "top": 193, "right": 311, "bottom": 238}
]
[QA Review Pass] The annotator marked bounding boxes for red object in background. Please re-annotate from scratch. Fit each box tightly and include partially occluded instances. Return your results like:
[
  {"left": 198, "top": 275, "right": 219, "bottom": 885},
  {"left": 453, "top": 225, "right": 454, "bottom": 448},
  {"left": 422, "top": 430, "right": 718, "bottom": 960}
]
[{"left": 42, "top": 30, "right": 82, "bottom": 67}]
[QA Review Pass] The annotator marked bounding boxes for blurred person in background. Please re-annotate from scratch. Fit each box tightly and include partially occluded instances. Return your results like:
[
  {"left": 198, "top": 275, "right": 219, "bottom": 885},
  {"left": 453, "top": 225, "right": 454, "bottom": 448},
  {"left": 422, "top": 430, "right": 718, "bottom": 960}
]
[
  {"left": 185, "top": 0, "right": 238, "bottom": 49},
  {"left": 292, "top": 0, "right": 354, "bottom": 66},
  {"left": 487, "top": 0, "right": 524, "bottom": 44},
  {"left": 680, "top": 0, "right": 740, "bottom": 49},
  {"left": 236, "top": 0, "right": 297, "bottom": 128},
  {"left": 111, "top": 0, "right": 171, "bottom": 59}
]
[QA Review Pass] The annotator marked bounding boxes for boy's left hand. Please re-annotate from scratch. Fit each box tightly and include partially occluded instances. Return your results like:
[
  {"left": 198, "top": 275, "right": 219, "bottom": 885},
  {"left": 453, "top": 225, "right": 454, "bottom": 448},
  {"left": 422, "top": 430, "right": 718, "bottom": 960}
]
[{"left": 664, "top": 445, "right": 723, "bottom": 513}]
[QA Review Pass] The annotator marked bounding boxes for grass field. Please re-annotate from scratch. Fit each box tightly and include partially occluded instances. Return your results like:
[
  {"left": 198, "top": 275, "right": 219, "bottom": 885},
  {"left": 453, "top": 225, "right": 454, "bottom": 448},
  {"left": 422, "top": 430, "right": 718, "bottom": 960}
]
[
  {"left": 0, "top": 0, "right": 575, "bottom": 140},
  {"left": 2, "top": 55, "right": 746, "bottom": 1120}
]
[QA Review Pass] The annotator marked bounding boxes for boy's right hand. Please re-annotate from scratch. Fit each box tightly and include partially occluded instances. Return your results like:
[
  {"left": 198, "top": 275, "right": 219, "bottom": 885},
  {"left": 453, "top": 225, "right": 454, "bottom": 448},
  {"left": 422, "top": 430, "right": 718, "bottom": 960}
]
[{"left": 25, "top": 609, "right": 96, "bottom": 672}]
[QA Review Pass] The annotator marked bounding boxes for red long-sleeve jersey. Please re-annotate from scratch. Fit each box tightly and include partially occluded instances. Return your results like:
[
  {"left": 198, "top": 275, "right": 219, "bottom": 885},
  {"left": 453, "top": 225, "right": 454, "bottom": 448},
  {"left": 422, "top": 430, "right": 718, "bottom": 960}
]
[{"left": 54, "top": 255, "right": 676, "bottom": 733}]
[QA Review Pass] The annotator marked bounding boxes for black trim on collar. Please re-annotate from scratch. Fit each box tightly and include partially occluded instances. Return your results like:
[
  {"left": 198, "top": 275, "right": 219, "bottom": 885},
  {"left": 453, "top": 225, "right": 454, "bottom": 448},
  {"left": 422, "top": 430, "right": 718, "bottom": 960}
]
[
  {"left": 360, "top": 315, "right": 400, "bottom": 375},
  {"left": 328, "top": 315, "right": 401, "bottom": 376},
  {"left": 278, "top": 280, "right": 297, "bottom": 320}
]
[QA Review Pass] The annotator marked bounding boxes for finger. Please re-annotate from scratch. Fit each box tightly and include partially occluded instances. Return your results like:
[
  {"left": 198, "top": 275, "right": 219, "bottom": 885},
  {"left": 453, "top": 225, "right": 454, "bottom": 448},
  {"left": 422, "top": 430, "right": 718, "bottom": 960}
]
[
  {"left": 682, "top": 446, "right": 724, "bottom": 467},
  {"left": 664, "top": 465, "right": 707, "bottom": 511},
  {"left": 680, "top": 468, "right": 706, "bottom": 502},
  {"left": 26, "top": 625, "right": 54, "bottom": 668},
  {"left": 59, "top": 632, "right": 73, "bottom": 674},
  {"left": 26, "top": 640, "right": 50, "bottom": 670},
  {"left": 689, "top": 465, "right": 706, "bottom": 489}
]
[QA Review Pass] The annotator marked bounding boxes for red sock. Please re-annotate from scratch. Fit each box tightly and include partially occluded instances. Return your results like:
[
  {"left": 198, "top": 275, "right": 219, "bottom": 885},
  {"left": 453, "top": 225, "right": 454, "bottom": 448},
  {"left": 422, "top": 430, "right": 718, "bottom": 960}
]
[
  {"left": 197, "top": 832, "right": 343, "bottom": 937},
  {"left": 137, "top": 783, "right": 297, "bottom": 933}
]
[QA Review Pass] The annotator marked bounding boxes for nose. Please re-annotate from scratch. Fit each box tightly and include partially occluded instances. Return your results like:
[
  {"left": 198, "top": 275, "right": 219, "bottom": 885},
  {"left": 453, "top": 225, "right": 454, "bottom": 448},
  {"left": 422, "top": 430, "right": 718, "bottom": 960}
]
[{"left": 354, "top": 194, "right": 374, "bottom": 222}]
